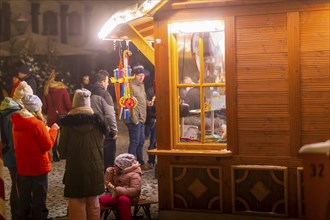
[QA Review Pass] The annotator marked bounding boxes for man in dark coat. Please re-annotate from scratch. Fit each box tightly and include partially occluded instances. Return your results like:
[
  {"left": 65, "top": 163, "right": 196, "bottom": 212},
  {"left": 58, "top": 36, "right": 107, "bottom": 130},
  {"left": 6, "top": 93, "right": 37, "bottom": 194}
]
[{"left": 86, "top": 69, "right": 118, "bottom": 170}]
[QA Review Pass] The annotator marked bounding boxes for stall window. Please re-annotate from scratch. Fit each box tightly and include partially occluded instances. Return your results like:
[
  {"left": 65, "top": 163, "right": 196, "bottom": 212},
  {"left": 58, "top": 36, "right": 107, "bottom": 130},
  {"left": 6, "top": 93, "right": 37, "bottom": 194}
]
[{"left": 171, "top": 20, "right": 226, "bottom": 149}]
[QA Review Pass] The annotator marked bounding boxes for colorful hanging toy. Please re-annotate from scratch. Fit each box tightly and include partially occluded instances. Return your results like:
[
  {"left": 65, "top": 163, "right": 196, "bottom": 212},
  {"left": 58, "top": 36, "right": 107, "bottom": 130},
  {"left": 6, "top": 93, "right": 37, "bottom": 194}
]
[{"left": 110, "top": 49, "right": 138, "bottom": 121}]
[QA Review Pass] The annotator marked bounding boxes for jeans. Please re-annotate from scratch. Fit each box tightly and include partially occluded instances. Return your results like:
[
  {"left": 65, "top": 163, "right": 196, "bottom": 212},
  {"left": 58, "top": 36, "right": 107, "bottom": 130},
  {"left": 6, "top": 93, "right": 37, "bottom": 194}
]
[
  {"left": 145, "top": 118, "right": 156, "bottom": 164},
  {"left": 8, "top": 167, "right": 19, "bottom": 220},
  {"left": 103, "top": 137, "right": 116, "bottom": 170},
  {"left": 18, "top": 173, "right": 49, "bottom": 220},
  {"left": 126, "top": 122, "right": 145, "bottom": 165}
]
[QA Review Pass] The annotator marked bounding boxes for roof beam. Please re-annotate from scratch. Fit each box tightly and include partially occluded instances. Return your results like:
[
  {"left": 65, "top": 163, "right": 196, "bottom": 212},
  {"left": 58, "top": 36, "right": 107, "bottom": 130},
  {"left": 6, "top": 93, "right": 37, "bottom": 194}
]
[{"left": 121, "top": 23, "right": 155, "bottom": 65}]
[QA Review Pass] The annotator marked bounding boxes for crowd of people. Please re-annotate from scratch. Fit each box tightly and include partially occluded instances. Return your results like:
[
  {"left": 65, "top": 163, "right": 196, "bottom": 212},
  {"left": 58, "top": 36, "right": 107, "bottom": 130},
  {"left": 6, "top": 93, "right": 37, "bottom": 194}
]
[{"left": 0, "top": 63, "right": 156, "bottom": 220}]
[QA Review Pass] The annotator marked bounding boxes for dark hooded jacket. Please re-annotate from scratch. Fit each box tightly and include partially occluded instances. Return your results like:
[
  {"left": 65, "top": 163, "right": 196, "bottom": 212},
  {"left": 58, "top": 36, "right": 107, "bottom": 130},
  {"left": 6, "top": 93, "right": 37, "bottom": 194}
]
[
  {"left": 86, "top": 83, "right": 114, "bottom": 106},
  {"left": 58, "top": 113, "right": 108, "bottom": 198},
  {"left": 87, "top": 82, "right": 117, "bottom": 138},
  {"left": 0, "top": 97, "right": 21, "bottom": 168}
]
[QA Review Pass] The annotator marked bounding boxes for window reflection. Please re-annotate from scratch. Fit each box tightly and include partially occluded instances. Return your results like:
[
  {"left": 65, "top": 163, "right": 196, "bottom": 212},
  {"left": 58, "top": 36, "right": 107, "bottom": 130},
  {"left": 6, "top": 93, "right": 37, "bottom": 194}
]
[
  {"left": 204, "top": 87, "right": 226, "bottom": 143},
  {"left": 175, "top": 29, "right": 226, "bottom": 144}
]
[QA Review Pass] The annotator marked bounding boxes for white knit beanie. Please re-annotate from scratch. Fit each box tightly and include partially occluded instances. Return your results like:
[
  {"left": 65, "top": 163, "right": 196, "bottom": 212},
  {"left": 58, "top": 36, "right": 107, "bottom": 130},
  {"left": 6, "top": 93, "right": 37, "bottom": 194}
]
[
  {"left": 22, "top": 94, "right": 42, "bottom": 112},
  {"left": 12, "top": 81, "right": 33, "bottom": 102},
  {"left": 72, "top": 88, "right": 91, "bottom": 109},
  {"left": 114, "top": 153, "right": 135, "bottom": 169}
]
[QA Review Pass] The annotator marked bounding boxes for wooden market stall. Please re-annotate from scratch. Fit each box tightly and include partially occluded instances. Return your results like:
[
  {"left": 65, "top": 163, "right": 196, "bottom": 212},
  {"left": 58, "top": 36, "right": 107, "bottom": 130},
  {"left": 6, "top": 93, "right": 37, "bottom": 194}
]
[{"left": 99, "top": 0, "right": 330, "bottom": 219}]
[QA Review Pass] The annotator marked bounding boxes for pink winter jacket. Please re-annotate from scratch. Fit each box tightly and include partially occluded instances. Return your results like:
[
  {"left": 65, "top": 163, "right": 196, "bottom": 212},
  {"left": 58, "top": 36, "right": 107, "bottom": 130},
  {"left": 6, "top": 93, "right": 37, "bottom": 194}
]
[{"left": 104, "top": 161, "right": 142, "bottom": 202}]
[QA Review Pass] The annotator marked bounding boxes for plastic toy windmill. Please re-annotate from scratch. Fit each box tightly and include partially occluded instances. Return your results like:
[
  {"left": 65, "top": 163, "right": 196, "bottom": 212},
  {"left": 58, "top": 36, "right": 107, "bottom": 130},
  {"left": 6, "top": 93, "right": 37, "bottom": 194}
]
[{"left": 110, "top": 49, "right": 138, "bottom": 121}]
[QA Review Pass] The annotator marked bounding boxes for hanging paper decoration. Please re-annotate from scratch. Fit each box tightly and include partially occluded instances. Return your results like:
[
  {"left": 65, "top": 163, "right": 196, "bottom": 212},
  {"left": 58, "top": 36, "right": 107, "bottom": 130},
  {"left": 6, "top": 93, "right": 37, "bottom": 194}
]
[{"left": 110, "top": 49, "right": 138, "bottom": 121}]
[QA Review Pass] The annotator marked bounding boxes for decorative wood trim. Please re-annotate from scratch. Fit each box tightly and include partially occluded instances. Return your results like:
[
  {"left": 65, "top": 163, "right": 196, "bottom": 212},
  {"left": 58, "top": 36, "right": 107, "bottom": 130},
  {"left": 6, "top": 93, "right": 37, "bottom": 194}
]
[
  {"left": 154, "top": 19, "right": 172, "bottom": 150},
  {"left": 287, "top": 12, "right": 301, "bottom": 156},
  {"left": 296, "top": 167, "right": 304, "bottom": 218},
  {"left": 159, "top": 0, "right": 330, "bottom": 21},
  {"left": 148, "top": 149, "right": 232, "bottom": 157},
  {"left": 224, "top": 16, "right": 238, "bottom": 154}
]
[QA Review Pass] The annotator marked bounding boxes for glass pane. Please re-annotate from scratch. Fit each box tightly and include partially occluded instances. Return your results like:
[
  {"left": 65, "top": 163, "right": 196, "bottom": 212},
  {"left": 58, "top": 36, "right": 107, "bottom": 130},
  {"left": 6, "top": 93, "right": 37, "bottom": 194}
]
[
  {"left": 204, "top": 87, "right": 226, "bottom": 143},
  {"left": 174, "top": 20, "right": 226, "bottom": 146},
  {"left": 175, "top": 33, "right": 200, "bottom": 84},
  {"left": 203, "top": 32, "right": 225, "bottom": 83},
  {"left": 179, "top": 87, "right": 201, "bottom": 142}
]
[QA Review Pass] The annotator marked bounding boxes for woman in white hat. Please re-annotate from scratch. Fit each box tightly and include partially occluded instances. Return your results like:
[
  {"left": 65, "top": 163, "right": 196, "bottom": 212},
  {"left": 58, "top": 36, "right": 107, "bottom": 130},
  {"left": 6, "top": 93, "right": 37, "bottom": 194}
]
[{"left": 57, "top": 89, "right": 108, "bottom": 220}]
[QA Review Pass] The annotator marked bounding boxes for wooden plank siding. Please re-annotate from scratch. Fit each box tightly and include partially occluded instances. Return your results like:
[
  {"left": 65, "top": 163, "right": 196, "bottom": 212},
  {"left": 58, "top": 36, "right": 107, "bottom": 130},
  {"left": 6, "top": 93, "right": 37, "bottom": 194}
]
[
  {"left": 235, "top": 13, "right": 290, "bottom": 155},
  {"left": 300, "top": 9, "right": 330, "bottom": 145}
]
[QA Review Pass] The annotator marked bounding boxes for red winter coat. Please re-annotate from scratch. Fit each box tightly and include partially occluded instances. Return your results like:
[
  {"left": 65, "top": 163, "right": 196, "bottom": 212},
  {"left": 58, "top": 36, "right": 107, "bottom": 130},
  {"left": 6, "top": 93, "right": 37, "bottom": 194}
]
[
  {"left": 11, "top": 109, "right": 58, "bottom": 176},
  {"left": 43, "top": 83, "right": 71, "bottom": 126}
]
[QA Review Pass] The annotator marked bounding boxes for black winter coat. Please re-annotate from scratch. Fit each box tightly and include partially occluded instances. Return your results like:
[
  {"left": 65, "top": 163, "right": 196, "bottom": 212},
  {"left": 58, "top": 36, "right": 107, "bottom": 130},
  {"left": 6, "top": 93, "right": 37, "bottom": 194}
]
[{"left": 58, "top": 113, "right": 107, "bottom": 198}]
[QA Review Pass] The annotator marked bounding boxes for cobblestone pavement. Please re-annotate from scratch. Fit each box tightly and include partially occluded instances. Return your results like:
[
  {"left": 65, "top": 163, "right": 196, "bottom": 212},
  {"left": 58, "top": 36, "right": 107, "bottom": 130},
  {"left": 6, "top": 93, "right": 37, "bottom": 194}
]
[{"left": 3, "top": 120, "right": 159, "bottom": 219}]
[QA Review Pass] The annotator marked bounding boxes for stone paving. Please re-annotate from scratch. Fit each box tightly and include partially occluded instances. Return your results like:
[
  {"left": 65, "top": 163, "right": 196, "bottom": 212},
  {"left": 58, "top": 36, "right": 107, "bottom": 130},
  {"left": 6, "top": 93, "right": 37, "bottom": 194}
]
[{"left": 3, "top": 120, "right": 159, "bottom": 219}]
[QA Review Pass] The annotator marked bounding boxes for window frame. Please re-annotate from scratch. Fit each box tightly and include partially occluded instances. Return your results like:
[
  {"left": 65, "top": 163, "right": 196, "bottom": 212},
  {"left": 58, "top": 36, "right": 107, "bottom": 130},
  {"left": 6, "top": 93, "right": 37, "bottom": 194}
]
[{"left": 169, "top": 22, "right": 227, "bottom": 151}]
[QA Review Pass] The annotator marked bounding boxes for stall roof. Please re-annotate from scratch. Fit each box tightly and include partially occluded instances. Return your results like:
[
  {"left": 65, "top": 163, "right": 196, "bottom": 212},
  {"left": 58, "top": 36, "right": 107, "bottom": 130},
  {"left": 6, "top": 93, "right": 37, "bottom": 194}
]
[
  {"left": 98, "top": 0, "right": 288, "bottom": 64},
  {"left": 98, "top": 0, "right": 167, "bottom": 41},
  {"left": 99, "top": 0, "right": 288, "bottom": 40}
]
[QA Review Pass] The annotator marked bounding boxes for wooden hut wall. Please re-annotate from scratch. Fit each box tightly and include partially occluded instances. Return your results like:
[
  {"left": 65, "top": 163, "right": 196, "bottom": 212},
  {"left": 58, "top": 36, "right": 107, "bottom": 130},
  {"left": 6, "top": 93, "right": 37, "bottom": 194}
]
[
  {"left": 300, "top": 10, "right": 330, "bottom": 145},
  {"left": 153, "top": 0, "right": 329, "bottom": 218},
  {"left": 235, "top": 13, "right": 290, "bottom": 156}
]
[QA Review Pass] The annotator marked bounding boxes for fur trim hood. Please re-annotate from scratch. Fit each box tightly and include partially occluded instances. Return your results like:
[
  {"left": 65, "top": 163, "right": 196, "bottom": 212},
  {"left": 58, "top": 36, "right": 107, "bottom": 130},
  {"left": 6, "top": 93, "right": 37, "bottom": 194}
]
[{"left": 60, "top": 113, "right": 108, "bottom": 135}]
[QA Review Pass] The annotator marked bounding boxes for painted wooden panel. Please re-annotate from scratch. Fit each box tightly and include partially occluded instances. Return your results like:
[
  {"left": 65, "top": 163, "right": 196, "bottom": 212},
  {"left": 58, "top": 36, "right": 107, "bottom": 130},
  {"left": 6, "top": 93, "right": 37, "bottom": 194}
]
[
  {"left": 231, "top": 165, "right": 288, "bottom": 217},
  {"left": 171, "top": 165, "right": 223, "bottom": 212}
]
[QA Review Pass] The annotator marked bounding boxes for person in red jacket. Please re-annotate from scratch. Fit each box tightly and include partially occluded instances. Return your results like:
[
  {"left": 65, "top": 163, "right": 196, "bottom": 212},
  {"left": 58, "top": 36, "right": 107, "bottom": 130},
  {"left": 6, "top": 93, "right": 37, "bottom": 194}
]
[
  {"left": 11, "top": 94, "right": 59, "bottom": 220},
  {"left": 42, "top": 70, "right": 71, "bottom": 161},
  {"left": 42, "top": 70, "right": 72, "bottom": 126}
]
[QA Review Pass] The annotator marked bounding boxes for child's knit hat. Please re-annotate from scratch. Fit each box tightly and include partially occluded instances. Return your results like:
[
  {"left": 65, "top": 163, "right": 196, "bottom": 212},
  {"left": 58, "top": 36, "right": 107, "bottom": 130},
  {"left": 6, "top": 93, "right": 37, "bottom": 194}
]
[
  {"left": 12, "top": 81, "right": 33, "bottom": 106},
  {"left": 22, "top": 94, "right": 42, "bottom": 112},
  {"left": 114, "top": 153, "right": 135, "bottom": 169}
]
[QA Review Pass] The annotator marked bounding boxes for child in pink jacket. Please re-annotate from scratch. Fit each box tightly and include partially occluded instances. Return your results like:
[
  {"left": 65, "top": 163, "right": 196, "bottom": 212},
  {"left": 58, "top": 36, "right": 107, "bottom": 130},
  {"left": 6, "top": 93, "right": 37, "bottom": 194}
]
[{"left": 99, "top": 153, "right": 142, "bottom": 220}]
